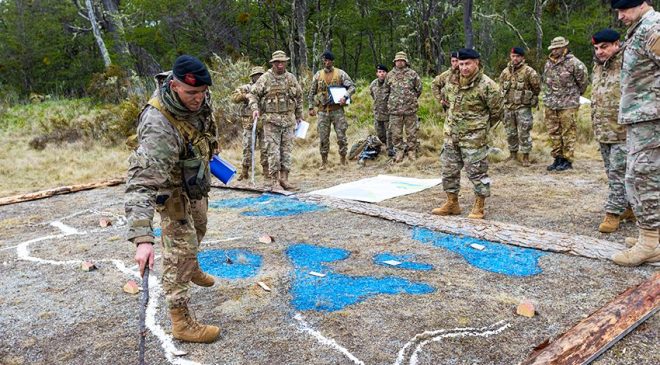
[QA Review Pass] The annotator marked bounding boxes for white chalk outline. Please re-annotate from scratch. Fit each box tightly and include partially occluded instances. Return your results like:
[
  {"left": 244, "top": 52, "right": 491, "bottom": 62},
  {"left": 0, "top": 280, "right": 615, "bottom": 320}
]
[{"left": 294, "top": 313, "right": 365, "bottom": 365}]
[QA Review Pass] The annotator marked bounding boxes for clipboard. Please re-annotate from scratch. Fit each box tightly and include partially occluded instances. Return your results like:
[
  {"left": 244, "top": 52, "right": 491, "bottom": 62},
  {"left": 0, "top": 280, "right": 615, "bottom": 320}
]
[{"left": 328, "top": 86, "right": 351, "bottom": 105}]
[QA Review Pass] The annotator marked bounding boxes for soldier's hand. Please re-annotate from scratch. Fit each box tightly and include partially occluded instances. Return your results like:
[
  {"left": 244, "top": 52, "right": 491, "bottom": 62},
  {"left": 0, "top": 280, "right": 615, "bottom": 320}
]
[
  {"left": 135, "top": 243, "right": 155, "bottom": 277},
  {"left": 252, "top": 110, "right": 260, "bottom": 119},
  {"left": 339, "top": 97, "right": 347, "bottom": 105},
  {"left": 309, "top": 108, "right": 316, "bottom": 117}
]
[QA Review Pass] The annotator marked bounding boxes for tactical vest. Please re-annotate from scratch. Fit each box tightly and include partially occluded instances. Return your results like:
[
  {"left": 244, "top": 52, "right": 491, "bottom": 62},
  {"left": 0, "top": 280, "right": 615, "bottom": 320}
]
[
  {"left": 147, "top": 97, "right": 213, "bottom": 200},
  {"left": 316, "top": 68, "right": 341, "bottom": 106},
  {"left": 501, "top": 64, "right": 535, "bottom": 106},
  {"left": 261, "top": 73, "right": 296, "bottom": 114}
]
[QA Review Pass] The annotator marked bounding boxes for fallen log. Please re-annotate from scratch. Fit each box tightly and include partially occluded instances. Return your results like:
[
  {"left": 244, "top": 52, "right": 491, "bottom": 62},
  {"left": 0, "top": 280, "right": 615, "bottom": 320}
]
[
  {"left": 211, "top": 181, "right": 294, "bottom": 196},
  {"left": 0, "top": 178, "right": 125, "bottom": 206},
  {"left": 521, "top": 272, "right": 660, "bottom": 365}
]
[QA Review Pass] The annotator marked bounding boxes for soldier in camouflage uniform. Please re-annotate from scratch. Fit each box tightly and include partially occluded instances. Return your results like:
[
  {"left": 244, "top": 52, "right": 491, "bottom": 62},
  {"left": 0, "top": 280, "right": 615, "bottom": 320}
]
[
  {"left": 432, "top": 49, "right": 503, "bottom": 220},
  {"left": 431, "top": 51, "right": 459, "bottom": 112},
  {"left": 590, "top": 29, "right": 635, "bottom": 234},
  {"left": 128, "top": 55, "right": 220, "bottom": 343},
  {"left": 232, "top": 66, "right": 266, "bottom": 181},
  {"left": 499, "top": 47, "right": 541, "bottom": 167},
  {"left": 249, "top": 51, "right": 304, "bottom": 191},
  {"left": 308, "top": 51, "right": 355, "bottom": 169},
  {"left": 369, "top": 64, "right": 393, "bottom": 156},
  {"left": 542, "top": 36, "right": 589, "bottom": 171},
  {"left": 383, "top": 51, "right": 423, "bottom": 162},
  {"left": 610, "top": 0, "right": 660, "bottom": 266}
]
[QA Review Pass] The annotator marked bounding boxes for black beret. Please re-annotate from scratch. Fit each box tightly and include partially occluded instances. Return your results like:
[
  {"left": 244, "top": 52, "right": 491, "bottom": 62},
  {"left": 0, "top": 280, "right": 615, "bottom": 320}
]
[
  {"left": 173, "top": 55, "right": 212, "bottom": 87},
  {"left": 511, "top": 47, "right": 525, "bottom": 56},
  {"left": 376, "top": 64, "right": 389, "bottom": 72},
  {"left": 322, "top": 51, "right": 335, "bottom": 61},
  {"left": 458, "top": 48, "right": 480, "bottom": 60},
  {"left": 611, "top": 0, "right": 645, "bottom": 9},
  {"left": 450, "top": 51, "right": 459, "bottom": 59},
  {"left": 592, "top": 29, "right": 621, "bottom": 44}
]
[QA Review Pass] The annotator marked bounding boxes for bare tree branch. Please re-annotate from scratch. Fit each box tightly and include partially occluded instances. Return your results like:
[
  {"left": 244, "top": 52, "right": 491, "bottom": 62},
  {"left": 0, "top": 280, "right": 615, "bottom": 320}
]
[{"left": 476, "top": 12, "right": 530, "bottom": 50}]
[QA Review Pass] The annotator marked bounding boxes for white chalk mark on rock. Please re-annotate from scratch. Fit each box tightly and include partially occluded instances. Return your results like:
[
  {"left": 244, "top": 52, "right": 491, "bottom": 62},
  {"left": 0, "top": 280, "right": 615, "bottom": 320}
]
[
  {"left": 51, "top": 221, "right": 83, "bottom": 235},
  {"left": 294, "top": 313, "right": 365, "bottom": 365}
]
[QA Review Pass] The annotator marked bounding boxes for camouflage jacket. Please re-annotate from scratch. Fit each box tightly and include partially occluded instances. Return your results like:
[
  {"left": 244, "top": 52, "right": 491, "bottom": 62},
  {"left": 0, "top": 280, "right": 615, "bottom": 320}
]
[
  {"left": 308, "top": 67, "right": 355, "bottom": 108},
  {"left": 369, "top": 78, "right": 389, "bottom": 121},
  {"left": 231, "top": 82, "right": 254, "bottom": 117},
  {"left": 383, "top": 66, "right": 423, "bottom": 115},
  {"left": 431, "top": 68, "right": 458, "bottom": 103},
  {"left": 542, "top": 53, "right": 589, "bottom": 110},
  {"left": 125, "top": 87, "right": 216, "bottom": 243},
  {"left": 249, "top": 69, "right": 303, "bottom": 124},
  {"left": 499, "top": 61, "right": 541, "bottom": 110},
  {"left": 444, "top": 69, "right": 503, "bottom": 138},
  {"left": 619, "top": 9, "right": 660, "bottom": 125},
  {"left": 591, "top": 50, "right": 626, "bottom": 143}
]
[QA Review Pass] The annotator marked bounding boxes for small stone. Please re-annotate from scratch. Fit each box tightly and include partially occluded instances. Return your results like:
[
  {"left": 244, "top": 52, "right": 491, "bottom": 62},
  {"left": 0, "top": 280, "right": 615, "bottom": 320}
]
[
  {"left": 80, "top": 261, "right": 97, "bottom": 272},
  {"left": 99, "top": 218, "right": 112, "bottom": 227},
  {"left": 517, "top": 301, "right": 536, "bottom": 318},
  {"left": 123, "top": 280, "right": 140, "bottom": 295},
  {"left": 257, "top": 281, "right": 272, "bottom": 292},
  {"left": 309, "top": 271, "right": 326, "bottom": 278},
  {"left": 171, "top": 349, "right": 188, "bottom": 356},
  {"left": 383, "top": 260, "right": 402, "bottom": 266},
  {"left": 470, "top": 243, "right": 486, "bottom": 251},
  {"left": 258, "top": 234, "right": 274, "bottom": 244}
]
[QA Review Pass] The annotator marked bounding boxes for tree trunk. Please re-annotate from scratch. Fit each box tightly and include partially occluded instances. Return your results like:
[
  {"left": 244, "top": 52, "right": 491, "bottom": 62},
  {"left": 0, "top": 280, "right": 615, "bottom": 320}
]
[
  {"left": 463, "top": 0, "right": 474, "bottom": 49},
  {"left": 85, "top": 0, "right": 111, "bottom": 68},
  {"left": 100, "top": 0, "right": 131, "bottom": 68},
  {"left": 533, "top": 0, "right": 546, "bottom": 62},
  {"left": 293, "top": 0, "right": 308, "bottom": 73}
]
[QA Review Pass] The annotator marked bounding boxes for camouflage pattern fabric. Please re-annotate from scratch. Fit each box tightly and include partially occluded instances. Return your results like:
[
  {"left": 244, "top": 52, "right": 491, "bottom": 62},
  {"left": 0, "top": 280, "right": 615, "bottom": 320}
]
[
  {"left": 309, "top": 67, "right": 355, "bottom": 108},
  {"left": 383, "top": 66, "right": 423, "bottom": 115},
  {"left": 263, "top": 119, "right": 295, "bottom": 175},
  {"left": 499, "top": 61, "right": 541, "bottom": 110},
  {"left": 591, "top": 50, "right": 626, "bottom": 143},
  {"left": 374, "top": 119, "right": 392, "bottom": 152},
  {"left": 431, "top": 69, "right": 457, "bottom": 105},
  {"left": 318, "top": 109, "right": 348, "bottom": 156},
  {"left": 600, "top": 143, "right": 629, "bottom": 215},
  {"left": 389, "top": 114, "right": 419, "bottom": 155},
  {"left": 542, "top": 53, "right": 588, "bottom": 110},
  {"left": 619, "top": 10, "right": 660, "bottom": 125},
  {"left": 240, "top": 118, "right": 268, "bottom": 171},
  {"left": 232, "top": 83, "right": 254, "bottom": 118},
  {"left": 504, "top": 108, "right": 534, "bottom": 153},
  {"left": 544, "top": 107, "right": 577, "bottom": 161},
  {"left": 369, "top": 78, "right": 389, "bottom": 121},
  {"left": 441, "top": 132, "right": 491, "bottom": 197},
  {"left": 625, "top": 120, "right": 660, "bottom": 229}
]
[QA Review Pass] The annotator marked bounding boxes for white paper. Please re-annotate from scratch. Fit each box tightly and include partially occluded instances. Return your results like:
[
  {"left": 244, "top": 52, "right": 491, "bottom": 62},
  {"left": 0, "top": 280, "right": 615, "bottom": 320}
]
[
  {"left": 310, "top": 175, "right": 442, "bottom": 203},
  {"left": 470, "top": 243, "right": 486, "bottom": 251},
  {"left": 257, "top": 281, "right": 272, "bottom": 292},
  {"left": 579, "top": 96, "right": 591, "bottom": 105},
  {"left": 328, "top": 86, "right": 350, "bottom": 105},
  {"left": 383, "top": 260, "right": 402, "bottom": 266},
  {"left": 309, "top": 271, "right": 326, "bottom": 277},
  {"left": 295, "top": 120, "right": 309, "bottom": 139}
]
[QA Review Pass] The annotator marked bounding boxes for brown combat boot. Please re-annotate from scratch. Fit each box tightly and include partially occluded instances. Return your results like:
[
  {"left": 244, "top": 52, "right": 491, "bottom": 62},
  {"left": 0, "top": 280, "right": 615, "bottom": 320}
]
[
  {"left": 340, "top": 154, "right": 347, "bottom": 165},
  {"left": 170, "top": 306, "right": 220, "bottom": 343},
  {"left": 431, "top": 192, "right": 461, "bottom": 216},
  {"left": 319, "top": 154, "right": 328, "bottom": 170},
  {"left": 620, "top": 207, "right": 636, "bottom": 222},
  {"left": 279, "top": 170, "right": 299, "bottom": 191},
  {"left": 467, "top": 195, "right": 486, "bottom": 219},
  {"left": 598, "top": 213, "right": 620, "bottom": 233},
  {"left": 237, "top": 167, "right": 249, "bottom": 181},
  {"left": 521, "top": 153, "right": 530, "bottom": 167},
  {"left": 612, "top": 228, "right": 660, "bottom": 266},
  {"left": 505, "top": 151, "right": 518, "bottom": 162},
  {"left": 191, "top": 269, "right": 215, "bottom": 287}
]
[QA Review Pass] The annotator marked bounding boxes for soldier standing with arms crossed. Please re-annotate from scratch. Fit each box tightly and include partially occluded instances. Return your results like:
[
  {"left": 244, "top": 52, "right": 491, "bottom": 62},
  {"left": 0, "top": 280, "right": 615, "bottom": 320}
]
[
  {"left": 610, "top": 0, "right": 660, "bottom": 266},
  {"left": 232, "top": 66, "right": 266, "bottom": 181},
  {"left": 369, "top": 64, "right": 393, "bottom": 156}
]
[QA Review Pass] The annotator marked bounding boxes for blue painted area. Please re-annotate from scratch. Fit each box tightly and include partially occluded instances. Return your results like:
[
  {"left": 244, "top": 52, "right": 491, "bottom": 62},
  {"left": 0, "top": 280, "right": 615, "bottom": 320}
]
[
  {"left": 198, "top": 249, "right": 262, "bottom": 279},
  {"left": 412, "top": 227, "right": 544, "bottom": 277},
  {"left": 154, "top": 228, "right": 161, "bottom": 237},
  {"left": 286, "top": 243, "right": 435, "bottom": 312},
  {"left": 373, "top": 253, "right": 434, "bottom": 271},
  {"left": 209, "top": 193, "right": 326, "bottom": 217}
]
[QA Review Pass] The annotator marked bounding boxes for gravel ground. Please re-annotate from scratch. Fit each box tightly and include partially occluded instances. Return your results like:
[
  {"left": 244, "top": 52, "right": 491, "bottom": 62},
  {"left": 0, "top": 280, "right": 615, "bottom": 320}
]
[{"left": 0, "top": 154, "right": 657, "bottom": 365}]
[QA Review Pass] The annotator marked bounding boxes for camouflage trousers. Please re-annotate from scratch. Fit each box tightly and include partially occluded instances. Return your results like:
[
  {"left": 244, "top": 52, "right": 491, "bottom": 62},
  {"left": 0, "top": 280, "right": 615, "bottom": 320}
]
[
  {"left": 441, "top": 130, "right": 491, "bottom": 197},
  {"left": 318, "top": 108, "right": 348, "bottom": 156},
  {"left": 263, "top": 114, "right": 295, "bottom": 176},
  {"left": 390, "top": 113, "right": 419, "bottom": 154},
  {"left": 599, "top": 143, "right": 629, "bottom": 215},
  {"left": 374, "top": 117, "right": 393, "bottom": 151},
  {"left": 504, "top": 107, "right": 534, "bottom": 153},
  {"left": 158, "top": 194, "right": 208, "bottom": 309},
  {"left": 544, "top": 107, "right": 577, "bottom": 162},
  {"left": 241, "top": 125, "right": 268, "bottom": 171},
  {"left": 625, "top": 120, "right": 660, "bottom": 229}
]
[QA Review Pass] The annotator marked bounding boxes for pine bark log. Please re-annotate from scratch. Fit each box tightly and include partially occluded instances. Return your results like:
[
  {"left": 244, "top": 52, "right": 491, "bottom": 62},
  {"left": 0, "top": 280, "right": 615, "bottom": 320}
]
[{"left": 0, "top": 178, "right": 124, "bottom": 206}]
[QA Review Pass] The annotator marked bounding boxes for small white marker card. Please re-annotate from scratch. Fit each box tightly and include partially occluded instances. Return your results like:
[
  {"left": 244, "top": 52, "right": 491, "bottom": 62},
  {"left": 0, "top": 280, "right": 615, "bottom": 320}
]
[
  {"left": 470, "top": 243, "right": 486, "bottom": 251},
  {"left": 383, "top": 260, "right": 402, "bottom": 266},
  {"left": 309, "top": 271, "right": 326, "bottom": 277},
  {"left": 295, "top": 120, "right": 309, "bottom": 139}
]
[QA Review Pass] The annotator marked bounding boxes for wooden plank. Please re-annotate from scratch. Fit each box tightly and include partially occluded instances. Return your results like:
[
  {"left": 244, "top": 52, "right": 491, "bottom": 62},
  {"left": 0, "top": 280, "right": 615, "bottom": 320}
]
[
  {"left": 211, "top": 181, "right": 295, "bottom": 196},
  {"left": 0, "top": 178, "right": 125, "bottom": 206},
  {"left": 521, "top": 272, "right": 660, "bottom": 365},
  {"left": 297, "top": 194, "right": 659, "bottom": 266}
]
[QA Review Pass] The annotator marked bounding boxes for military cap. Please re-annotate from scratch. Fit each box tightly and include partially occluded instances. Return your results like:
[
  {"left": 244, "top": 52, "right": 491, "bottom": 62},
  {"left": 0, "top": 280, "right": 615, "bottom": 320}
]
[
  {"left": 376, "top": 64, "right": 389, "bottom": 72},
  {"left": 458, "top": 48, "right": 480, "bottom": 60},
  {"left": 173, "top": 55, "right": 212, "bottom": 87},
  {"left": 393, "top": 51, "right": 409, "bottom": 63},
  {"left": 592, "top": 29, "right": 621, "bottom": 44},
  {"left": 249, "top": 66, "right": 265, "bottom": 77},
  {"left": 511, "top": 47, "right": 525, "bottom": 56},
  {"left": 450, "top": 51, "right": 459, "bottom": 59},
  {"left": 611, "top": 0, "right": 645, "bottom": 9},
  {"left": 548, "top": 36, "right": 569, "bottom": 50},
  {"left": 322, "top": 51, "right": 335, "bottom": 61},
  {"left": 269, "top": 50, "right": 290, "bottom": 63}
]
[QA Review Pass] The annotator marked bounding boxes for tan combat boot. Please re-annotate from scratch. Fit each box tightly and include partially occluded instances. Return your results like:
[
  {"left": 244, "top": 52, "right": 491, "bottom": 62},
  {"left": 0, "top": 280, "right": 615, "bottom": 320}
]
[
  {"left": 598, "top": 213, "right": 620, "bottom": 233},
  {"left": 612, "top": 228, "right": 660, "bottom": 266},
  {"left": 191, "top": 269, "right": 215, "bottom": 287},
  {"left": 620, "top": 207, "right": 636, "bottom": 222},
  {"left": 170, "top": 306, "right": 220, "bottom": 343},
  {"left": 431, "top": 192, "right": 461, "bottom": 216},
  {"left": 279, "top": 170, "right": 299, "bottom": 191},
  {"left": 237, "top": 167, "right": 249, "bottom": 181},
  {"left": 319, "top": 154, "right": 328, "bottom": 170},
  {"left": 521, "top": 153, "right": 530, "bottom": 167},
  {"left": 624, "top": 236, "right": 637, "bottom": 248},
  {"left": 505, "top": 151, "right": 518, "bottom": 162},
  {"left": 467, "top": 195, "right": 486, "bottom": 219}
]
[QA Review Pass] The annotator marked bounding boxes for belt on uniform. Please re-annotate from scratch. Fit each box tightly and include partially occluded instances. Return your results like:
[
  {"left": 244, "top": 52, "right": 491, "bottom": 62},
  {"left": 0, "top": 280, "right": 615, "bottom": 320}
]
[{"left": 320, "top": 104, "right": 342, "bottom": 112}]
